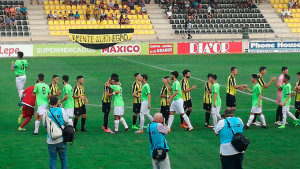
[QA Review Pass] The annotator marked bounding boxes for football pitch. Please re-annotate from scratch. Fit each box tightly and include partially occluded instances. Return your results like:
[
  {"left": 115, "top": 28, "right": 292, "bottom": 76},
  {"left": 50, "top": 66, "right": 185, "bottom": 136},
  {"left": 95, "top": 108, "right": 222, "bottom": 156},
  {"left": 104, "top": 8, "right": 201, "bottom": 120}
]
[{"left": 1, "top": 53, "right": 300, "bottom": 169}]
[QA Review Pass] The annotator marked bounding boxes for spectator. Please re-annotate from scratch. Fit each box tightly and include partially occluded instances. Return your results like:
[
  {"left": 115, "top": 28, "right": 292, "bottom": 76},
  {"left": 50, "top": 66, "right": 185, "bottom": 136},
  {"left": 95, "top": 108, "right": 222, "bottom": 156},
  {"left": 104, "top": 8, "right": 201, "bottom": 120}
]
[
  {"left": 114, "top": 1, "right": 120, "bottom": 10},
  {"left": 94, "top": 7, "right": 99, "bottom": 20},
  {"left": 108, "top": 0, "right": 114, "bottom": 10},
  {"left": 58, "top": 11, "right": 63, "bottom": 20},
  {"left": 119, "top": 14, "right": 126, "bottom": 25},
  {"left": 10, "top": 6, "right": 16, "bottom": 17},
  {"left": 185, "top": 20, "right": 192, "bottom": 39},
  {"left": 20, "top": 5, "right": 27, "bottom": 16},
  {"left": 141, "top": 5, "right": 147, "bottom": 14},
  {"left": 4, "top": 6, "right": 10, "bottom": 16},
  {"left": 166, "top": 9, "right": 172, "bottom": 19},
  {"left": 248, "top": 0, "right": 254, "bottom": 9},
  {"left": 47, "top": 11, "right": 53, "bottom": 20},
  {"left": 184, "top": 0, "right": 190, "bottom": 9},
  {"left": 281, "top": 8, "right": 286, "bottom": 20},
  {"left": 100, "top": 11, "right": 107, "bottom": 21},
  {"left": 63, "top": 11, "right": 68, "bottom": 20},
  {"left": 126, "top": 6, "right": 132, "bottom": 14},
  {"left": 100, "top": 0, "right": 105, "bottom": 9},
  {"left": 31, "top": 0, "right": 40, "bottom": 5},
  {"left": 42, "top": 96, "right": 70, "bottom": 169},
  {"left": 193, "top": 9, "right": 199, "bottom": 19},
  {"left": 74, "top": 11, "right": 80, "bottom": 20},
  {"left": 10, "top": 16, "right": 16, "bottom": 26},
  {"left": 289, "top": 0, "right": 294, "bottom": 8},
  {"left": 69, "top": 10, "right": 75, "bottom": 20},
  {"left": 71, "top": 0, "right": 78, "bottom": 5},
  {"left": 198, "top": 2, "right": 202, "bottom": 8},
  {"left": 207, "top": 5, "right": 212, "bottom": 19},
  {"left": 65, "top": 0, "right": 71, "bottom": 5},
  {"left": 121, "top": 6, "right": 126, "bottom": 14},
  {"left": 188, "top": 7, "right": 194, "bottom": 19},
  {"left": 286, "top": 8, "right": 292, "bottom": 18},
  {"left": 147, "top": 113, "right": 171, "bottom": 169},
  {"left": 0, "top": 17, "right": 5, "bottom": 26},
  {"left": 86, "top": 5, "right": 91, "bottom": 20},
  {"left": 128, "top": 0, "right": 135, "bottom": 10},
  {"left": 80, "top": 0, "right": 87, "bottom": 5},
  {"left": 125, "top": 15, "right": 130, "bottom": 24},
  {"left": 53, "top": 11, "right": 58, "bottom": 20},
  {"left": 215, "top": 108, "right": 244, "bottom": 169},
  {"left": 5, "top": 16, "right": 11, "bottom": 26},
  {"left": 111, "top": 12, "right": 118, "bottom": 20},
  {"left": 15, "top": 5, "right": 21, "bottom": 16}
]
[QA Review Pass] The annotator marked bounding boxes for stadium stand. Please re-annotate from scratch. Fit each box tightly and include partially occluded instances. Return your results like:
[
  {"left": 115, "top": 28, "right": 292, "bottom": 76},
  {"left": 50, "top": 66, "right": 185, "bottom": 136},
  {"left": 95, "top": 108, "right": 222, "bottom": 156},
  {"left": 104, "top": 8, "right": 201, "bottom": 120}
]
[{"left": 0, "top": 1, "right": 30, "bottom": 37}]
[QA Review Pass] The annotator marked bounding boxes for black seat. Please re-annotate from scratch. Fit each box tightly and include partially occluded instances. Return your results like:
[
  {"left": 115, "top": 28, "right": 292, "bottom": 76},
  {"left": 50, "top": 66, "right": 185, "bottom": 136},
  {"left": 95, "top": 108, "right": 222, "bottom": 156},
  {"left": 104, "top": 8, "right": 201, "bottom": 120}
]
[
  {"left": 6, "top": 31, "right": 11, "bottom": 37},
  {"left": 12, "top": 31, "right": 18, "bottom": 36},
  {"left": 23, "top": 26, "right": 28, "bottom": 31},
  {"left": 0, "top": 26, "right": 5, "bottom": 31},
  {"left": 22, "top": 21, "right": 27, "bottom": 25},
  {"left": 14, "top": 1, "right": 18, "bottom": 5},
  {"left": 1, "top": 32, "right": 6, "bottom": 36},
  {"left": 24, "top": 31, "right": 29, "bottom": 36},
  {"left": 3, "top": 1, "right": 8, "bottom": 5},
  {"left": 8, "top": 1, "right": 13, "bottom": 5},
  {"left": 172, "top": 25, "right": 176, "bottom": 29},
  {"left": 21, "top": 15, "right": 27, "bottom": 20},
  {"left": 17, "top": 26, "right": 22, "bottom": 31},
  {"left": 6, "top": 25, "right": 11, "bottom": 31},
  {"left": 12, "top": 26, "right": 17, "bottom": 31}
]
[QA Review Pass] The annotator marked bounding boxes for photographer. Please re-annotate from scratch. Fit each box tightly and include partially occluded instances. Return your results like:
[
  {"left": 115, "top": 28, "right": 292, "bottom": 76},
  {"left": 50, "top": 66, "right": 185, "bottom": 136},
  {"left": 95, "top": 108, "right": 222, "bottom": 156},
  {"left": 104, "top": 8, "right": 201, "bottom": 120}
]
[
  {"left": 147, "top": 113, "right": 171, "bottom": 169},
  {"left": 215, "top": 108, "right": 244, "bottom": 169}
]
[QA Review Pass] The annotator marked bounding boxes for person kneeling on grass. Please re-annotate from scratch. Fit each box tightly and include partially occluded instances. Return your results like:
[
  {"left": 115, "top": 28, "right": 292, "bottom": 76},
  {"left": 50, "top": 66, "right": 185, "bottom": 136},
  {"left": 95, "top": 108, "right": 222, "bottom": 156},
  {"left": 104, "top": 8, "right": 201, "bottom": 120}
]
[{"left": 43, "top": 96, "right": 70, "bottom": 169}]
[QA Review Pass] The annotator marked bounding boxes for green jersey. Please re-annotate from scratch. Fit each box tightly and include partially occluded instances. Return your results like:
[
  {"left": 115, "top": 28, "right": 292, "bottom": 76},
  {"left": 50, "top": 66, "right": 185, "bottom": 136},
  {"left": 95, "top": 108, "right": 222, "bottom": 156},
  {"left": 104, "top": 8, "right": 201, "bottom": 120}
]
[
  {"left": 281, "top": 83, "right": 292, "bottom": 106},
  {"left": 212, "top": 83, "right": 221, "bottom": 106},
  {"left": 252, "top": 83, "right": 262, "bottom": 106},
  {"left": 172, "top": 80, "right": 182, "bottom": 100},
  {"left": 141, "top": 83, "right": 150, "bottom": 102},
  {"left": 110, "top": 85, "right": 124, "bottom": 107},
  {"left": 14, "top": 60, "right": 28, "bottom": 76},
  {"left": 34, "top": 83, "right": 50, "bottom": 106},
  {"left": 62, "top": 84, "right": 74, "bottom": 108}
]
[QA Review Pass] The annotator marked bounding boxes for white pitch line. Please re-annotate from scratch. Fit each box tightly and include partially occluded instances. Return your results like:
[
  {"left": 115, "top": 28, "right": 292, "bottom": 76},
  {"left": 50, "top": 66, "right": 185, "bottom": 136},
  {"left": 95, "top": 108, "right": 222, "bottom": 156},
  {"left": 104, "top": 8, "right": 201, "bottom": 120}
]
[{"left": 117, "top": 57, "right": 278, "bottom": 103}]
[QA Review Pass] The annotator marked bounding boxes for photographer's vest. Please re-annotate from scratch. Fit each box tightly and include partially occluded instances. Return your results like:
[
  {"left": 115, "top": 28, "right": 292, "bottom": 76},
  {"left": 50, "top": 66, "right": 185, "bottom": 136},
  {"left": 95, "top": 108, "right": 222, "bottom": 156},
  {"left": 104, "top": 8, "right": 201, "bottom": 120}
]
[
  {"left": 219, "top": 117, "right": 243, "bottom": 144},
  {"left": 147, "top": 122, "right": 169, "bottom": 156},
  {"left": 47, "top": 107, "right": 64, "bottom": 139}
]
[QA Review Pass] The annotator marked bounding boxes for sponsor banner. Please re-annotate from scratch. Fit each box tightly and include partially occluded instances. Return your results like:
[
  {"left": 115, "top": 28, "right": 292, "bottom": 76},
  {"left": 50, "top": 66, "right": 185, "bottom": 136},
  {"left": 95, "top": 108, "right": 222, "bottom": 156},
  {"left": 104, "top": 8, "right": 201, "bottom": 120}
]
[
  {"left": 0, "top": 45, "right": 33, "bottom": 57},
  {"left": 248, "top": 42, "right": 300, "bottom": 53},
  {"left": 149, "top": 44, "right": 174, "bottom": 55},
  {"left": 33, "top": 43, "right": 147, "bottom": 57},
  {"left": 177, "top": 42, "right": 243, "bottom": 54}
]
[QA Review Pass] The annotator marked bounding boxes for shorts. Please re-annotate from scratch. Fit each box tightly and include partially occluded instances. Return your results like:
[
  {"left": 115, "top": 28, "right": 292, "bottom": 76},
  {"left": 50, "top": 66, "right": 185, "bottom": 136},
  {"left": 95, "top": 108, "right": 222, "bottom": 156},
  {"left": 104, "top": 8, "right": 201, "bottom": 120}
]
[
  {"left": 170, "top": 98, "right": 184, "bottom": 114},
  {"left": 37, "top": 105, "right": 48, "bottom": 115},
  {"left": 74, "top": 105, "right": 86, "bottom": 116},
  {"left": 64, "top": 108, "right": 74, "bottom": 118},
  {"left": 141, "top": 101, "right": 150, "bottom": 114},
  {"left": 16, "top": 75, "right": 26, "bottom": 90},
  {"left": 102, "top": 101, "right": 111, "bottom": 114},
  {"left": 133, "top": 103, "right": 141, "bottom": 114},
  {"left": 184, "top": 99, "right": 192, "bottom": 110},
  {"left": 211, "top": 106, "right": 221, "bottom": 115},
  {"left": 282, "top": 106, "right": 290, "bottom": 112},
  {"left": 295, "top": 101, "right": 300, "bottom": 110},
  {"left": 203, "top": 103, "right": 212, "bottom": 111},
  {"left": 251, "top": 106, "right": 262, "bottom": 114},
  {"left": 160, "top": 105, "right": 170, "bottom": 115},
  {"left": 22, "top": 105, "right": 34, "bottom": 118},
  {"left": 114, "top": 106, "right": 124, "bottom": 116},
  {"left": 226, "top": 94, "right": 236, "bottom": 107}
]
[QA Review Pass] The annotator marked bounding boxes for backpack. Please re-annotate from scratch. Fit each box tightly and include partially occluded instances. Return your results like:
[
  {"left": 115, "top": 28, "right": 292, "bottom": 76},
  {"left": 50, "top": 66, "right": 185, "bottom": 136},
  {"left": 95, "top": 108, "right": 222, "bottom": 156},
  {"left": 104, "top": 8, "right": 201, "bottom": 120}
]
[{"left": 46, "top": 111, "right": 63, "bottom": 139}]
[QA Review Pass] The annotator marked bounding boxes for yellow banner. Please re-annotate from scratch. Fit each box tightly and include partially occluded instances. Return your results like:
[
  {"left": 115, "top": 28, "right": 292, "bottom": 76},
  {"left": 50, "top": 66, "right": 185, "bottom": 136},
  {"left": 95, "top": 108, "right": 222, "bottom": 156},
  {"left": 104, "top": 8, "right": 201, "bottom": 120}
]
[{"left": 69, "top": 33, "right": 132, "bottom": 44}]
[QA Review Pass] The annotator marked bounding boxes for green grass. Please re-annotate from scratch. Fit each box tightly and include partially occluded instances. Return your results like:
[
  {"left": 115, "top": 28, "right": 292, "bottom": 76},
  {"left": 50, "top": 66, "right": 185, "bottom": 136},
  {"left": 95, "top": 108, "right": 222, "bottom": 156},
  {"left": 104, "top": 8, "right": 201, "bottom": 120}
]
[{"left": 1, "top": 53, "right": 300, "bottom": 169}]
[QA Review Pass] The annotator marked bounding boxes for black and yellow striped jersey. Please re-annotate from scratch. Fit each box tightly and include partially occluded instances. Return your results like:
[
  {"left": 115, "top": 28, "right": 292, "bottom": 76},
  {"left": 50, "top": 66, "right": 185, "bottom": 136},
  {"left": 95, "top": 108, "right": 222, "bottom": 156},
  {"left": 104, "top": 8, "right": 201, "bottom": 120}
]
[
  {"left": 132, "top": 81, "right": 142, "bottom": 104},
  {"left": 102, "top": 85, "right": 112, "bottom": 103},
  {"left": 257, "top": 74, "right": 265, "bottom": 90},
  {"left": 73, "top": 85, "right": 85, "bottom": 108},
  {"left": 227, "top": 75, "right": 237, "bottom": 96},
  {"left": 203, "top": 82, "right": 212, "bottom": 104},
  {"left": 180, "top": 78, "right": 191, "bottom": 101},
  {"left": 160, "top": 84, "right": 171, "bottom": 106},
  {"left": 49, "top": 83, "right": 58, "bottom": 96},
  {"left": 296, "top": 81, "right": 300, "bottom": 102}
]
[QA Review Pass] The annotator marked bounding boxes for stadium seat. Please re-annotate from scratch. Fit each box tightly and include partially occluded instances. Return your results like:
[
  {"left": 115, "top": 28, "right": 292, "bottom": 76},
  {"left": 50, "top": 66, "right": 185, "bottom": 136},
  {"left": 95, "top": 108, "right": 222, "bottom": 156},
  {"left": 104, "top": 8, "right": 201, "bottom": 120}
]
[
  {"left": 49, "top": 26, "right": 54, "bottom": 31},
  {"left": 50, "top": 31, "right": 56, "bottom": 36}
]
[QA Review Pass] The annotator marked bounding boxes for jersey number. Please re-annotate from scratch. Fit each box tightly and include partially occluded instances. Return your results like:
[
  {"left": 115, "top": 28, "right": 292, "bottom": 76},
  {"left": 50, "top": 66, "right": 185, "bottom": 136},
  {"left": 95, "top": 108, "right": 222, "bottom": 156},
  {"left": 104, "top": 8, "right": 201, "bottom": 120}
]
[
  {"left": 21, "top": 64, "right": 25, "bottom": 70},
  {"left": 42, "top": 87, "right": 46, "bottom": 95}
]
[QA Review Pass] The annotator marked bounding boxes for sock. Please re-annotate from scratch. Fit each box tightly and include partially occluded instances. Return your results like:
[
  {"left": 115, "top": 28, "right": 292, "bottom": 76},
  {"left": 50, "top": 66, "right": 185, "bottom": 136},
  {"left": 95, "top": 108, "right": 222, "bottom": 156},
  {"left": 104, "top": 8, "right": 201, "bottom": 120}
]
[
  {"left": 146, "top": 114, "right": 153, "bottom": 122},
  {"left": 20, "top": 116, "right": 32, "bottom": 128},
  {"left": 114, "top": 120, "right": 119, "bottom": 132},
  {"left": 140, "top": 114, "right": 145, "bottom": 130},
  {"left": 287, "top": 111, "right": 297, "bottom": 120},
  {"left": 212, "top": 112, "right": 217, "bottom": 126},
  {"left": 34, "top": 120, "right": 40, "bottom": 133},
  {"left": 120, "top": 117, "right": 128, "bottom": 129},
  {"left": 296, "top": 111, "right": 300, "bottom": 119},
  {"left": 182, "top": 114, "right": 192, "bottom": 128},
  {"left": 282, "top": 110, "right": 287, "bottom": 125},
  {"left": 276, "top": 106, "right": 281, "bottom": 121},
  {"left": 103, "top": 113, "right": 109, "bottom": 129},
  {"left": 81, "top": 117, "right": 86, "bottom": 130},
  {"left": 205, "top": 112, "right": 210, "bottom": 124},
  {"left": 246, "top": 115, "right": 254, "bottom": 127},
  {"left": 163, "top": 112, "right": 169, "bottom": 123},
  {"left": 73, "top": 118, "right": 78, "bottom": 130},
  {"left": 168, "top": 115, "right": 174, "bottom": 128},
  {"left": 279, "top": 106, "right": 283, "bottom": 121},
  {"left": 180, "top": 115, "right": 184, "bottom": 124},
  {"left": 186, "top": 110, "right": 191, "bottom": 117},
  {"left": 252, "top": 114, "right": 258, "bottom": 123},
  {"left": 259, "top": 114, "right": 266, "bottom": 126},
  {"left": 133, "top": 115, "right": 137, "bottom": 125},
  {"left": 18, "top": 89, "right": 24, "bottom": 100},
  {"left": 68, "top": 118, "right": 73, "bottom": 126}
]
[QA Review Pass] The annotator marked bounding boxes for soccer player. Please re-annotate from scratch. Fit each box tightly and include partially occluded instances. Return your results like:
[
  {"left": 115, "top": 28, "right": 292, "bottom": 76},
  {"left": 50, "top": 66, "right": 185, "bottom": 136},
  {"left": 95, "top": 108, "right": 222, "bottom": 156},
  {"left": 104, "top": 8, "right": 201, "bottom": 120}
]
[
  {"left": 203, "top": 73, "right": 213, "bottom": 128},
  {"left": 211, "top": 74, "right": 222, "bottom": 127},
  {"left": 73, "top": 75, "right": 88, "bottom": 132},
  {"left": 132, "top": 73, "right": 142, "bottom": 130},
  {"left": 60, "top": 75, "right": 74, "bottom": 126},
  {"left": 18, "top": 85, "right": 36, "bottom": 130},
  {"left": 33, "top": 73, "right": 51, "bottom": 135},
  {"left": 274, "top": 74, "right": 299, "bottom": 129},
  {"left": 167, "top": 71, "right": 193, "bottom": 131},
  {"left": 226, "top": 67, "right": 248, "bottom": 111},
  {"left": 160, "top": 76, "right": 171, "bottom": 123},
  {"left": 180, "top": 69, "right": 197, "bottom": 128},
  {"left": 11, "top": 51, "right": 28, "bottom": 100},
  {"left": 275, "top": 67, "right": 289, "bottom": 125},
  {"left": 251, "top": 66, "right": 276, "bottom": 126},
  {"left": 135, "top": 74, "right": 154, "bottom": 134},
  {"left": 244, "top": 74, "right": 267, "bottom": 129},
  {"left": 294, "top": 72, "right": 300, "bottom": 119},
  {"left": 49, "top": 75, "right": 61, "bottom": 96},
  {"left": 106, "top": 73, "right": 129, "bottom": 133},
  {"left": 102, "top": 80, "right": 113, "bottom": 133}
]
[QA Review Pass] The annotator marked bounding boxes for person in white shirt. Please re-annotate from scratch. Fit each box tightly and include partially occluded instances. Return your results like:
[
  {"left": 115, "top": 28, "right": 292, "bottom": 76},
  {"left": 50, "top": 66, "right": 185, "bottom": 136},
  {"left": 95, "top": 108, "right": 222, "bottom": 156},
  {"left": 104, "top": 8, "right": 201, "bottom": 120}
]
[
  {"left": 281, "top": 8, "right": 286, "bottom": 20},
  {"left": 166, "top": 10, "right": 172, "bottom": 19},
  {"left": 286, "top": 8, "right": 292, "bottom": 18}
]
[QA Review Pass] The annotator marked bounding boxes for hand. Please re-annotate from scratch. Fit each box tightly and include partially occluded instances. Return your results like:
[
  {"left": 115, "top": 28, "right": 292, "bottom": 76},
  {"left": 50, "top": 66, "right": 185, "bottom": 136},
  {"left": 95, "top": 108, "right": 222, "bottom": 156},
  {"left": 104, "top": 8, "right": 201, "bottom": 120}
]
[
  {"left": 167, "top": 99, "right": 171, "bottom": 105},
  {"left": 148, "top": 104, "right": 151, "bottom": 110},
  {"left": 239, "top": 87, "right": 244, "bottom": 91},
  {"left": 85, "top": 99, "right": 89, "bottom": 105},
  {"left": 192, "top": 85, "right": 197, "bottom": 89},
  {"left": 80, "top": 95, "right": 86, "bottom": 100},
  {"left": 258, "top": 102, "right": 261, "bottom": 107},
  {"left": 271, "top": 77, "right": 277, "bottom": 82},
  {"left": 58, "top": 102, "right": 62, "bottom": 107},
  {"left": 162, "top": 78, "right": 167, "bottom": 83},
  {"left": 283, "top": 101, "right": 287, "bottom": 106},
  {"left": 243, "top": 84, "right": 248, "bottom": 88},
  {"left": 214, "top": 103, "right": 216, "bottom": 108},
  {"left": 56, "top": 90, "right": 62, "bottom": 96}
]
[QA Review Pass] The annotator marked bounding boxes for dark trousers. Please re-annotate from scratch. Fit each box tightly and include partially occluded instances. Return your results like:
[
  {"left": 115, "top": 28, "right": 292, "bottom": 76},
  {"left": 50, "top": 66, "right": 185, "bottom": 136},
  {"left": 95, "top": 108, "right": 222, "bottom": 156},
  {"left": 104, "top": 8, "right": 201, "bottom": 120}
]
[{"left": 220, "top": 153, "right": 244, "bottom": 169}]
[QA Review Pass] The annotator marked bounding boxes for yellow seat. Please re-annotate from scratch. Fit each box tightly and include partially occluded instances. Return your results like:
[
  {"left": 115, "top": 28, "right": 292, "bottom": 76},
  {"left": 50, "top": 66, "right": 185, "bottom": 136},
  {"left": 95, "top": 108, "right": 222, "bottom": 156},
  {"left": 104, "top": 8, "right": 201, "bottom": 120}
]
[
  {"left": 298, "top": 23, "right": 300, "bottom": 27},
  {"left": 77, "top": 5, "right": 82, "bottom": 10},
  {"left": 297, "top": 9, "right": 300, "bottom": 13},
  {"left": 135, "top": 20, "right": 140, "bottom": 25},
  {"left": 275, "top": 0, "right": 279, "bottom": 3},
  {"left": 131, "top": 10, "right": 136, "bottom": 14},
  {"left": 283, "top": 4, "right": 288, "bottom": 8},
  {"left": 83, "top": 25, "right": 88, "bottom": 29},
  {"left": 46, "top": 10, "right": 50, "bottom": 14},
  {"left": 284, "top": 18, "right": 289, "bottom": 23},
  {"left": 66, "top": 5, "right": 71, "bottom": 10},
  {"left": 131, "top": 25, "right": 136, "bottom": 29},
  {"left": 289, "top": 18, "right": 295, "bottom": 22},
  {"left": 276, "top": 9, "right": 281, "bottom": 13},
  {"left": 273, "top": 4, "right": 279, "bottom": 8},
  {"left": 76, "top": 20, "right": 81, "bottom": 25},
  {"left": 66, "top": 25, "right": 70, "bottom": 30},
  {"left": 48, "top": 20, "right": 54, "bottom": 25},
  {"left": 140, "top": 20, "right": 145, "bottom": 24},
  {"left": 49, "top": 26, "right": 54, "bottom": 31},
  {"left": 55, "top": 26, "right": 60, "bottom": 30},
  {"left": 55, "top": 6, "right": 60, "bottom": 10},
  {"left": 54, "top": 20, "right": 59, "bottom": 25},
  {"left": 293, "top": 23, "right": 298, "bottom": 27},
  {"left": 138, "top": 15, "right": 143, "bottom": 19},
  {"left": 292, "top": 28, "right": 297, "bottom": 32},
  {"left": 138, "top": 30, "right": 144, "bottom": 35},
  {"left": 126, "top": 25, "right": 131, "bottom": 28},
  {"left": 82, "top": 5, "right": 87, "bottom": 10},
  {"left": 292, "top": 9, "right": 296, "bottom": 13},
  {"left": 71, "top": 25, "right": 77, "bottom": 29},
  {"left": 108, "top": 20, "right": 113, "bottom": 24},
  {"left": 150, "top": 30, "right": 155, "bottom": 34},
  {"left": 49, "top": 1, "right": 54, "bottom": 5},
  {"left": 50, "top": 5, "right": 55, "bottom": 10},
  {"left": 70, "top": 20, "right": 76, "bottom": 25},
  {"left": 78, "top": 10, "right": 84, "bottom": 14},
  {"left": 134, "top": 29, "right": 138, "bottom": 35},
  {"left": 44, "top": 1, "right": 49, "bottom": 5},
  {"left": 121, "top": 25, "right": 126, "bottom": 29},
  {"left": 61, "top": 5, "right": 66, "bottom": 10},
  {"left": 148, "top": 25, "right": 153, "bottom": 29},
  {"left": 284, "top": 0, "right": 288, "bottom": 3},
  {"left": 109, "top": 25, "right": 115, "bottom": 29},
  {"left": 62, "top": 31, "right": 67, "bottom": 36},
  {"left": 76, "top": 25, "right": 82, "bottom": 29},
  {"left": 102, "top": 20, "right": 108, "bottom": 25},
  {"left": 54, "top": 1, "right": 59, "bottom": 5},
  {"left": 65, "top": 20, "right": 70, "bottom": 25},
  {"left": 93, "top": 25, "right": 99, "bottom": 29},
  {"left": 137, "top": 25, "right": 142, "bottom": 29},
  {"left": 288, "top": 23, "right": 293, "bottom": 27},
  {"left": 61, "top": 26, "right": 66, "bottom": 30},
  {"left": 80, "top": 15, "right": 85, "bottom": 20},
  {"left": 144, "top": 15, "right": 149, "bottom": 19},
  {"left": 113, "top": 20, "right": 119, "bottom": 25},
  {"left": 87, "top": 20, "right": 92, "bottom": 25},
  {"left": 104, "top": 25, "right": 109, "bottom": 29},
  {"left": 278, "top": 4, "right": 283, "bottom": 8},
  {"left": 142, "top": 25, "right": 147, "bottom": 29},
  {"left": 133, "top": 15, "right": 138, "bottom": 19},
  {"left": 88, "top": 25, "right": 94, "bottom": 29},
  {"left": 297, "top": 28, "right": 300, "bottom": 32},
  {"left": 59, "top": 20, "right": 64, "bottom": 25},
  {"left": 99, "top": 25, "right": 104, "bottom": 29},
  {"left": 128, "top": 15, "right": 133, "bottom": 19},
  {"left": 56, "top": 31, "right": 62, "bottom": 35},
  {"left": 279, "top": 0, "right": 284, "bottom": 3},
  {"left": 45, "top": 5, "right": 50, "bottom": 10},
  {"left": 50, "top": 31, "right": 56, "bottom": 36},
  {"left": 81, "top": 20, "right": 86, "bottom": 25},
  {"left": 145, "top": 30, "right": 149, "bottom": 35},
  {"left": 72, "top": 5, "right": 76, "bottom": 10}
]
